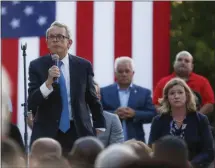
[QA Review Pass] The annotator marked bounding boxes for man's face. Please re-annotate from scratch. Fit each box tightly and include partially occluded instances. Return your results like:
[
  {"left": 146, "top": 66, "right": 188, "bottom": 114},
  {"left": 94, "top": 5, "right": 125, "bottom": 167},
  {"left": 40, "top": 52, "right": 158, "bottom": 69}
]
[
  {"left": 173, "top": 54, "right": 193, "bottom": 75},
  {"left": 115, "top": 62, "right": 134, "bottom": 86},
  {"left": 46, "top": 26, "right": 72, "bottom": 56}
]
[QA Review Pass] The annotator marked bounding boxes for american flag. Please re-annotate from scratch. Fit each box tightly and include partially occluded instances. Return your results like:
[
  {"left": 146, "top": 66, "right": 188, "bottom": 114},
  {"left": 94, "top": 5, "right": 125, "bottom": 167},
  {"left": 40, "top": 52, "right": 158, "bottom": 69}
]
[{"left": 2, "top": 1, "right": 170, "bottom": 143}]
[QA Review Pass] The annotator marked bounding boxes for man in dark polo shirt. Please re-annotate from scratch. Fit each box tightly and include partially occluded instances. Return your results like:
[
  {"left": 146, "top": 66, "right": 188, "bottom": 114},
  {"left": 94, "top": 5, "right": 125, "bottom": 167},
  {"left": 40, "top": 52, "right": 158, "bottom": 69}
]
[{"left": 153, "top": 50, "right": 214, "bottom": 115}]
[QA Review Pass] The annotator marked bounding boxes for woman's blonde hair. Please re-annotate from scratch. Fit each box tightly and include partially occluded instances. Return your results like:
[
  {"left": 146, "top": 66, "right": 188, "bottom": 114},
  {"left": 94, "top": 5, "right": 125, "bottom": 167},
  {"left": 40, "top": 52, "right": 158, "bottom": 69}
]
[{"left": 158, "top": 77, "right": 196, "bottom": 114}]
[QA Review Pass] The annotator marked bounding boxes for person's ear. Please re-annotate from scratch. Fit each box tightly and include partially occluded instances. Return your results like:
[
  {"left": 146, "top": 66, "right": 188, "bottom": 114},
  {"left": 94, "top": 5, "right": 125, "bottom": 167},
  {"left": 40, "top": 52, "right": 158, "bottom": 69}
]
[{"left": 67, "top": 39, "right": 73, "bottom": 49}]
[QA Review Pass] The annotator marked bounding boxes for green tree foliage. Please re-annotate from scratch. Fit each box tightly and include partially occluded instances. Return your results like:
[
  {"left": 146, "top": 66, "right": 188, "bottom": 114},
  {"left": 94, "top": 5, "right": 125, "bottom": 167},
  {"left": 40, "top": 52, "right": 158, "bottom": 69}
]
[{"left": 171, "top": 1, "right": 215, "bottom": 92}]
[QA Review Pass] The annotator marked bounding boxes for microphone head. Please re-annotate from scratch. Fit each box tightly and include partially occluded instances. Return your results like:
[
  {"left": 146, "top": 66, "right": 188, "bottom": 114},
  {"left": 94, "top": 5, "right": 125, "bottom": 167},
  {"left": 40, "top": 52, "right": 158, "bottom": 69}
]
[
  {"left": 21, "top": 43, "right": 27, "bottom": 50},
  {"left": 51, "top": 54, "right": 59, "bottom": 61}
]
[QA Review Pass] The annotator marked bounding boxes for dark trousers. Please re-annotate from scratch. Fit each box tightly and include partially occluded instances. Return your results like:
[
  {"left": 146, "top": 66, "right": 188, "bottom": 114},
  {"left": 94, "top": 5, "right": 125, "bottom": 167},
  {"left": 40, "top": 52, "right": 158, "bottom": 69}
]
[{"left": 55, "top": 121, "right": 78, "bottom": 157}]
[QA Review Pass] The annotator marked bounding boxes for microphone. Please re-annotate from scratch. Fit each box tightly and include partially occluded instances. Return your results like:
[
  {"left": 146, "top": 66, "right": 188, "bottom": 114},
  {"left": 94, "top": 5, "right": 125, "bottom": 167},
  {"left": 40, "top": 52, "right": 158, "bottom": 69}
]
[{"left": 51, "top": 54, "right": 59, "bottom": 83}]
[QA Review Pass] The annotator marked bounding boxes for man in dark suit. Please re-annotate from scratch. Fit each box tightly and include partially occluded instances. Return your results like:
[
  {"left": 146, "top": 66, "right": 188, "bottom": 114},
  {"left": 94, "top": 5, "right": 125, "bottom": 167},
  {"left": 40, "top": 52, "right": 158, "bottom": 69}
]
[
  {"left": 28, "top": 21, "right": 106, "bottom": 156},
  {"left": 100, "top": 56, "right": 156, "bottom": 142}
]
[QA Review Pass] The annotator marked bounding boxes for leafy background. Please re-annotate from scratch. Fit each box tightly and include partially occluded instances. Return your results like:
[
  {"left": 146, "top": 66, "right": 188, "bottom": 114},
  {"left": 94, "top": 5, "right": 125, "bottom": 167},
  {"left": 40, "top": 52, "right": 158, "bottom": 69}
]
[{"left": 171, "top": 1, "right": 215, "bottom": 124}]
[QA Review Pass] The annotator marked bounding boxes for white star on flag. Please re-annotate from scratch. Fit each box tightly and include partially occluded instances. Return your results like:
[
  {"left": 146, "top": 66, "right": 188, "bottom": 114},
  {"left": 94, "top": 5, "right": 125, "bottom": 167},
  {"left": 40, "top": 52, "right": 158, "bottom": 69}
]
[
  {"left": 37, "top": 16, "right": 47, "bottom": 26},
  {"left": 10, "top": 18, "right": 20, "bottom": 29},
  {"left": 24, "top": 6, "right": 34, "bottom": 16},
  {"left": 12, "top": 1, "right": 20, "bottom": 5},
  {"left": 1, "top": 6, "right": 7, "bottom": 15}
]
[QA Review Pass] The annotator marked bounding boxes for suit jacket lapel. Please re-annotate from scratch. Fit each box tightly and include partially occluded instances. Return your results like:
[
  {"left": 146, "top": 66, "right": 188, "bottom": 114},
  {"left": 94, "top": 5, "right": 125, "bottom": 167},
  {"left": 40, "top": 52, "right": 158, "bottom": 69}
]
[
  {"left": 45, "top": 54, "right": 54, "bottom": 69},
  {"left": 112, "top": 84, "right": 121, "bottom": 108},
  {"left": 69, "top": 54, "right": 77, "bottom": 103},
  {"left": 128, "top": 85, "right": 137, "bottom": 108},
  {"left": 183, "top": 114, "right": 192, "bottom": 141}
]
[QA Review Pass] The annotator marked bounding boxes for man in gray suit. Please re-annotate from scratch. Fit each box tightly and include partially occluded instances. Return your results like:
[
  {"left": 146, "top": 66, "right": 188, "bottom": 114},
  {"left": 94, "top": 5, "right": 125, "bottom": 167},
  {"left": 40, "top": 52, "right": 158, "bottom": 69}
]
[{"left": 94, "top": 81, "right": 124, "bottom": 147}]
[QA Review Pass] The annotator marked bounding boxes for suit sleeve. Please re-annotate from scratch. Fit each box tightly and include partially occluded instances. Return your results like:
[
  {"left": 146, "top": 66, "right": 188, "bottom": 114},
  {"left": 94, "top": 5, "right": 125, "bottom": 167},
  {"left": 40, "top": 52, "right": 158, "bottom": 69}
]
[
  {"left": 148, "top": 115, "right": 162, "bottom": 146},
  {"left": 85, "top": 62, "right": 106, "bottom": 129},
  {"left": 134, "top": 90, "right": 157, "bottom": 123},
  {"left": 191, "top": 115, "right": 214, "bottom": 167},
  {"left": 28, "top": 61, "right": 47, "bottom": 115},
  {"left": 109, "top": 114, "right": 124, "bottom": 144}
]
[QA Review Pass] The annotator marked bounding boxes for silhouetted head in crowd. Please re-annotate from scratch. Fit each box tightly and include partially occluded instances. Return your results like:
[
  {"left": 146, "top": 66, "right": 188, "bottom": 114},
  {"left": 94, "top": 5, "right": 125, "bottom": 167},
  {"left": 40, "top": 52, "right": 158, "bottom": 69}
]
[
  {"left": 2, "top": 138, "right": 25, "bottom": 168},
  {"left": 120, "top": 158, "right": 185, "bottom": 168},
  {"left": 31, "top": 137, "right": 62, "bottom": 159},
  {"left": 124, "top": 139, "right": 152, "bottom": 159},
  {"left": 33, "top": 154, "right": 70, "bottom": 168},
  {"left": 95, "top": 144, "right": 139, "bottom": 168},
  {"left": 68, "top": 136, "right": 104, "bottom": 168},
  {"left": 152, "top": 135, "right": 189, "bottom": 168}
]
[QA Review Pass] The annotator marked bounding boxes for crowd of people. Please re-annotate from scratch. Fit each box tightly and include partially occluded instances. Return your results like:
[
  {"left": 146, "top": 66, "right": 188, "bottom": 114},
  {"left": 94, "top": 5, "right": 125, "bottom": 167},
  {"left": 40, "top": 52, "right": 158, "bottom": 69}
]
[{"left": 2, "top": 21, "right": 215, "bottom": 168}]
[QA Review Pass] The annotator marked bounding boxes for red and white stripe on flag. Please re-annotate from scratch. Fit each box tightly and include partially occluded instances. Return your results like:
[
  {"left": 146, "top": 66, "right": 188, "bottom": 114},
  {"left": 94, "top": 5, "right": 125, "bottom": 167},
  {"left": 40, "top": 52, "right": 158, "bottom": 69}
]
[{"left": 2, "top": 1, "right": 170, "bottom": 142}]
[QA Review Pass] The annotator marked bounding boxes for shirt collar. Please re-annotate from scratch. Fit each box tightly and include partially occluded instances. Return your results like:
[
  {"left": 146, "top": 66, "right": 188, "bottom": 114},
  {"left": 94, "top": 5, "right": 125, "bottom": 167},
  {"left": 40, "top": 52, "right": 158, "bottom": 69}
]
[
  {"left": 117, "top": 83, "right": 133, "bottom": 91},
  {"left": 172, "top": 72, "right": 194, "bottom": 82},
  {"left": 60, "top": 54, "right": 69, "bottom": 66}
]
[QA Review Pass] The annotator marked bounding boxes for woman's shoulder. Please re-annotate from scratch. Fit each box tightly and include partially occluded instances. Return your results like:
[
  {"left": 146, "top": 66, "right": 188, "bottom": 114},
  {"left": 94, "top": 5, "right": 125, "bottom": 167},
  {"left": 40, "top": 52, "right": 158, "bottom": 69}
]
[
  {"left": 196, "top": 112, "right": 209, "bottom": 123},
  {"left": 187, "top": 112, "right": 209, "bottom": 125},
  {"left": 153, "top": 113, "right": 171, "bottom": 122},
  {"left": 187, "top": 111, "right": 207, "bottom": 120}
]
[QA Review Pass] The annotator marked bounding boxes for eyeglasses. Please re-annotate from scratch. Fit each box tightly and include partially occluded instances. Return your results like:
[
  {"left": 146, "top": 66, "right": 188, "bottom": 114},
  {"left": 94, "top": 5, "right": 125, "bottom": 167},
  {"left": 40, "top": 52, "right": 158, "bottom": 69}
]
[{"left": 47, "top": 34, "right": 69, "bottom": 41}]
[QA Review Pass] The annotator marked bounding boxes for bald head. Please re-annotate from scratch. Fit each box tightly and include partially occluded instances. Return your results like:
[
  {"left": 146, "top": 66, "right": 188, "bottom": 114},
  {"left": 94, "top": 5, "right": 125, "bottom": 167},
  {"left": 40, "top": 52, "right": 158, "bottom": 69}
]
[
  {"left": 31, "top": 138, "right": 62, "bottom": 158},
  {"left": 175, "top": 51, "right": 193, "bottom": 61},
  {"left": 153, "top": 135, "right": 189, "bottom": 168}
]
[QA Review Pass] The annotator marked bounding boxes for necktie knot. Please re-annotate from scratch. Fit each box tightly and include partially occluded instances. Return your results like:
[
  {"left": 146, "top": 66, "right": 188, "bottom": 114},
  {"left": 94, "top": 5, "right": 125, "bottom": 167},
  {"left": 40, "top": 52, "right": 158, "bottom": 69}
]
[{"left": 59, "top": 60, "right": 63, "bottom": 67}]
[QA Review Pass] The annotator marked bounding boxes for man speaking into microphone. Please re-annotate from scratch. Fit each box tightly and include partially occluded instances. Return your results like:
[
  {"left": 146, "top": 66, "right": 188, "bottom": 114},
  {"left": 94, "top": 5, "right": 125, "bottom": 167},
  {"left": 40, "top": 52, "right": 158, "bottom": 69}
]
[{"left": 28, "top": 21, "right": 106, "bottom": 156}]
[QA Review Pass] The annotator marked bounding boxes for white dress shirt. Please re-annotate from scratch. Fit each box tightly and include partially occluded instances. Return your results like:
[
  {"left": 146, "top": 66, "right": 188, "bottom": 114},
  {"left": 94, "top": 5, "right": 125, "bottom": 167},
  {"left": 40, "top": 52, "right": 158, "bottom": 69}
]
[
  {"left": 117, "top": 83, "right": 133, "bottom": 140},
  {"left": 117, "top": 83, "right": 133, "bottom": 107}
]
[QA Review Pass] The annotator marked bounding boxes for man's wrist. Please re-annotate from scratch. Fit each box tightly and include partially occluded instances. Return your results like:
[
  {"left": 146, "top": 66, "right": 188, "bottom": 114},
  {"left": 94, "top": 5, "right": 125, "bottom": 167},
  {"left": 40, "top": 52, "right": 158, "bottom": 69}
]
[{"left": 45, "top": 79, "right": 53, "bottom": 89}]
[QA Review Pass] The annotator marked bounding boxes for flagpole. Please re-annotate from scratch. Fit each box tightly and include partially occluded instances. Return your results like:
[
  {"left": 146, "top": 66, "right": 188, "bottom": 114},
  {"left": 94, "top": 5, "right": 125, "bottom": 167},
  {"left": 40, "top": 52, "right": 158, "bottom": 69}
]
[{"left": 21, "top": 43, "right": 29, "bottom": 167}]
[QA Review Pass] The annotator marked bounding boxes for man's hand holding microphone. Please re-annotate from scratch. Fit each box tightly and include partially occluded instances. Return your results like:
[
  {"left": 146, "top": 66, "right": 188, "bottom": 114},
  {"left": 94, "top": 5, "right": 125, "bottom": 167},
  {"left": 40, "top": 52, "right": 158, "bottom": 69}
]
[{"left": 46, "top": 54, "right": 60, "bottom": 89}]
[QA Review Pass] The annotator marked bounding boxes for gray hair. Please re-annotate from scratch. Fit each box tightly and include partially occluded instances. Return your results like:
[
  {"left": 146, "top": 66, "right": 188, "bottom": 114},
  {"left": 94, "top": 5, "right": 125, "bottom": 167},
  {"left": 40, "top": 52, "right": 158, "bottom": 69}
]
[
  {"left": 31, "top": 138, "right": 62, "bottom": 158},
  {"left": 114, "top": 56, "right": 135, "bottom": 72},
  {"left": 175, "top": 51, "right": 193, "bottom": 61},
  {"left": 1, "top": 67, "right": 11, "bottom": 137},
  {"left": 95, "top": 144, "right": 138, "bottom": 168},
  {"left": 46, "top": 21, "right": 72, "bottom": 39}
]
